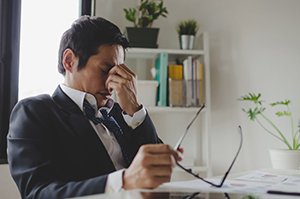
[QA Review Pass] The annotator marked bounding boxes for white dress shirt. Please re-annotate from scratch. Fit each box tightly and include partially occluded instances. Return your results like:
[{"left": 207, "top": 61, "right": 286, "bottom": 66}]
[{"left": 59, "top": 84, "right": 146, "bottom": 193}]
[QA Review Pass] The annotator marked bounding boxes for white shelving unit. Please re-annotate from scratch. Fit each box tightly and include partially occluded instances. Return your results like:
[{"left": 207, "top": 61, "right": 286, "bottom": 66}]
[{"left": 126, "top": 32, "right": 212, "bottom": 180}]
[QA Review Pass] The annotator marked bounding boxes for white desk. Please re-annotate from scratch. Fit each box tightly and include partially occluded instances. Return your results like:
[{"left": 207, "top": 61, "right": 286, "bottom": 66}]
[
  {"left": 214, "top": 168, "right": 300, "bottom": 179},
  {"left": 70, "top": 168, "right": 300, "bottom": 199}
]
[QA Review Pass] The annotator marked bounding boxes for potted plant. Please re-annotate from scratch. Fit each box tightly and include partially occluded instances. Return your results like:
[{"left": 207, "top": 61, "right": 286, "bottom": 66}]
[
  {"left": 239, "top": 93, "right": 300, "bottom": 169},
  {"left": 176, "top": 19, "right": 199, "bottom": 50},
  {"left": 123, "top": 0, "right": 168, "bottom": 48}
]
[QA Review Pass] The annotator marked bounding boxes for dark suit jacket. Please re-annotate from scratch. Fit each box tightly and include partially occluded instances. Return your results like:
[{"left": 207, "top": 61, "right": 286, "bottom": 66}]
[{"left": 7, "top": 86, "right": 161, "bottom": 199}]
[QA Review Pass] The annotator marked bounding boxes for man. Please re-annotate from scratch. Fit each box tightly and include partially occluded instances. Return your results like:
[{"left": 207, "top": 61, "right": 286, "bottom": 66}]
[{"left": 7, "top": 16, "right": 182, "bottom": 199}]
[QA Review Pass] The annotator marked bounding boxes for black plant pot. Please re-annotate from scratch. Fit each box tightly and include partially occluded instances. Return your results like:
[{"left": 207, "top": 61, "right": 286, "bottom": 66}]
[{"left": 125, "top": 27, "right": 159, "bottom": 48}]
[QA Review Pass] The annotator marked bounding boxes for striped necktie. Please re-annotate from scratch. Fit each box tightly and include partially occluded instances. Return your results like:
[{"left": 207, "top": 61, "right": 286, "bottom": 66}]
[{"left": 83, "top": 99, "right": 130, "bottom": 166}]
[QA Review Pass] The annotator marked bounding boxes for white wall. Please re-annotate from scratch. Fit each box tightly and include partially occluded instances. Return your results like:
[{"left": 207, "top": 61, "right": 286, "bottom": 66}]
[
  {"left": 0, "top": 165, "right": 21, "bottom": 199},
  {"left": 95, "top": 0, "right": 300, "bottom": 175}
]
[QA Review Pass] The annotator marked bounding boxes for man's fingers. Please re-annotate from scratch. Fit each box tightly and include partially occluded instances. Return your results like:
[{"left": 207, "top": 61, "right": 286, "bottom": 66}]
[
  {"left": 139, "top": 144, "right": 182, "bottom": 162},
  {"left": 118, "top": 64, "right": 135, "bottom": 76},
  {"left": 151, "top": 166, "right": 173, "bottom": 177},
  {"left": 178, "top": 147, "right": 184, "bottom": 153},
  {"left": 140, "top": 144, "right": 172, "bottom": 153},
  {"left": 108, "top": 64, "right": 135, "bottom": 81},
  {"left": 106, "top": 65, "right": 136, "bottom": 92},
  {"left": 106, "top": 70, "right": 129, "bottom": 88},
  {"left": 106, "top": 75, "right": 127, "bottom": 89},
  {"left": 141, "top": 154, "right": 175, "bottom": 167},
  {"left": 123, "top": 144, "right": 184, "bottom": 190}
]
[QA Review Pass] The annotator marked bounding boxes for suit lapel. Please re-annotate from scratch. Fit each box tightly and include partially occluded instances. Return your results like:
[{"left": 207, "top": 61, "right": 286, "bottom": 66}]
[{"left": 52, "top": 86, "right": 115, "bottom": 171}]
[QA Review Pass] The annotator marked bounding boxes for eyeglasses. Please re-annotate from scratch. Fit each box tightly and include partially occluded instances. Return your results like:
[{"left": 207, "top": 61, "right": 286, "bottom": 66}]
[{"left": 174, "top": 103, "right": 243, "bottom": 187}]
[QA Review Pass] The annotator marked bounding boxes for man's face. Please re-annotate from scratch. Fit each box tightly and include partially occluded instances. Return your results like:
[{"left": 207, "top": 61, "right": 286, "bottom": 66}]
[{"left": 70, "top": 44, "right": 125, "bottom": 107}]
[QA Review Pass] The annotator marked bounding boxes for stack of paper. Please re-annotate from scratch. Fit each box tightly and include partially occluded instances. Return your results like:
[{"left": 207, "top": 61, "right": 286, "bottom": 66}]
[{"left": 158, "top": 170, "right": 300, "bottom": 197}]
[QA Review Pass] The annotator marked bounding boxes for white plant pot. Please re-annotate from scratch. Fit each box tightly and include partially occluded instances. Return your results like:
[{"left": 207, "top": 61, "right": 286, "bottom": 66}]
[
  {"left": 269, "top": 149, "right": 300, "bottom": 170},
  {"left": 180, "top": 35, "right": 194, "bottom": 50}
]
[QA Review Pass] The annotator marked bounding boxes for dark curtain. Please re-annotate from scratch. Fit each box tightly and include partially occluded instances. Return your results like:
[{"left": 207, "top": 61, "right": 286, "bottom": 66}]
[
  {"left": 0, "top": 0, "right": 21, "bottom": 164},
  {"left": 81, "top": 0, "right": 93, "bottom": 16}
]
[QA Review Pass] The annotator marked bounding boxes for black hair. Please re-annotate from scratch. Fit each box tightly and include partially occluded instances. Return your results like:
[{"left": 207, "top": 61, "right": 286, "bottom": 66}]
[{"left": 58, "top": 16, "right": 130, "bottom": 76}]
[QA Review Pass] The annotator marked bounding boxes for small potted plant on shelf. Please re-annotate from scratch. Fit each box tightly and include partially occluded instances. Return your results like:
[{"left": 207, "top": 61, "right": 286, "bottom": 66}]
[
  {"left": 176, "top": 19, "right": 199, "bottom": 50},
  {"left": 239, "top": 93, "right": 300, "bottom": 169},
  {"left": 123, "top": 0, "right": 168, "bottom": 48}
]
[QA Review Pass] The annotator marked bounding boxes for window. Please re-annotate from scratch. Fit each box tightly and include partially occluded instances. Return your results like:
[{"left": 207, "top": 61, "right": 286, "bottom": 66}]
[{"left": 19, "top": 0, "right": 79, "bottom": 99}]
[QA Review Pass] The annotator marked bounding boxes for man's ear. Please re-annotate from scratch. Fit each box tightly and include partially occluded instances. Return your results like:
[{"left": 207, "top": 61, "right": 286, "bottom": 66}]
[{"left": 62, "top": 49, "right": 77, "bottom": 73}]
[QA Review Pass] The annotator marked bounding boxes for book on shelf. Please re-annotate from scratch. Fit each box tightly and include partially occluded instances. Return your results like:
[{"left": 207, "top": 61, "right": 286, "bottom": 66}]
[
  {"left": 197, "top": 62, "right": 203, "bottom": 105},
  {"left": 168, "top": 64, "right": 183, "bottom": 107},
  {"left": 194, "top": 60, "right": 203, "bottom": 105},
  {"left": 183, "top": 56, "right": 203, "bottom": 107},
  {"left": 154, "top": 53, "right": 203, "bottom": 107},
  {"left": 183, "top": 56, "right": 193, "bottom": 106},
  {"left": 155, "top": 53, "right": 168, "bottom": 106}
]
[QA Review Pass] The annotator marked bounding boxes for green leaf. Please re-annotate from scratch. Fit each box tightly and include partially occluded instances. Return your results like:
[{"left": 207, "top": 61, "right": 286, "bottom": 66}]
[
  {"left": 239, "top": 92, "right": 298, "bottom": 150},
  {"left": 124, "top": 8, "right": 137, "bottom": 23},
  {"left": 176, "top": 19, "right": 199, "bottom": 35},
  {"left": 130, "top": 0, "right": 168, "bottom": 27},
  {"left": 270, "top": 99, "right": 291, "bottom": 106},
  {"left": 249, "top": 110, "right": 256, "bottom": 121},
  {"left": 276, "top": 111, "right": 291, "bottom": 117},
  {"left": 257, "top": 107, "right": 266, "bottom": 114},
  {"left": 238, "top": 93, "right": 264, "bottom": 105},
  {"left": 243, "top": 108, "right": 261, "bottom": 121}
]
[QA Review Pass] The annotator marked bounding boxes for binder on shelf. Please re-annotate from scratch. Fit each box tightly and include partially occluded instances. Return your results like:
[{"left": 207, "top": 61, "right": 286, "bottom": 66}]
[
  {"left": 183, "top": 57, "right": 204, "bottom": 107},
  {"left": 193, "top": 59, "right": 198, "bottom": 106},
  {"left": 194, "top": 60, "right": 203, "bottom": 105},
  {"left": 168, "top": 65, "right": 183, "bottom": 107},
  {"left": 197, "top": 63, "right": 203, "bottom": 105},
  {"left": 155, "top": 53, "right": 168, "bottom": 106},
  {"left": 183, "top": 56, "right": 194, "bottom": 107},
  {"left": 168, "top": 64, "right": 183, "bottom": 80}
]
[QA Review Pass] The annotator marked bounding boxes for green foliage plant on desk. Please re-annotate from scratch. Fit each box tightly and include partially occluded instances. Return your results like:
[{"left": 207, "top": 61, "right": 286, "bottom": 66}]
[
  {"left": 239, "top": 93, "right": 300, "bottom": 150},
  {"left": 123, "top": 0, "right": 168, "bottom": 48}
]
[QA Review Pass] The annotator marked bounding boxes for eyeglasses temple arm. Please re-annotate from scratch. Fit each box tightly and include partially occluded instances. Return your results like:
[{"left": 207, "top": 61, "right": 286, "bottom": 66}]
[
  {"left": 174, "top": 104, "right": 205, "bottom": 150},
  {"left": 176, "top": 162, "right": 217, "bottom": 186},
  {"left": 214, "top": 125, "right": 243, "bottom": 187},
  {"left": 176, "top": 126, "right": 243, "bottom": 188}
]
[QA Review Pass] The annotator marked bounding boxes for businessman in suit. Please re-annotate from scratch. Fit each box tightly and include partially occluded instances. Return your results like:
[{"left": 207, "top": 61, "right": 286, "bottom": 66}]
[{"left": 7, "top": 16, "right": 182, "bottom": 199}]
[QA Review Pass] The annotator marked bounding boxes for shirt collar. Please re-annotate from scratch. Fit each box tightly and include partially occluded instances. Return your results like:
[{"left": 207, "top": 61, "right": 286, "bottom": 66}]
[{"left": 59, "top": 84, "right": 114, "bottom": 115}]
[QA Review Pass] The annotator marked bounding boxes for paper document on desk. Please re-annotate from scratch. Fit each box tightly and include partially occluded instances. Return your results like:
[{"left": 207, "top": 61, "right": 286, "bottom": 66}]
[
  {"left": 158, "top": 178, "right": 273, "bottom": 194},
  {"left": 234, "top": 170, "right": 300, "bottom": 196},
  {"left": 234, "top": 170, "right": 288, "bottom": 183},
  {"left": 158, "top": 171, "right": 300, "bottom": 195},
  {"left": 267, "top": 175, "right": 300, "bottom": 196}
]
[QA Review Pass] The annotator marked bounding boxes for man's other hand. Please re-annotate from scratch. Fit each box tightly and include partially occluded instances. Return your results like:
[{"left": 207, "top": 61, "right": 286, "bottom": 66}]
[{"left": 122, "top": 144, "right": 183, "bottom": 190}]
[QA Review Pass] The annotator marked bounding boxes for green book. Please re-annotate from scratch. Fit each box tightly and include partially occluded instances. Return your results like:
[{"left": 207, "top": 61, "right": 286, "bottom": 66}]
[{"left": 155, "top": 53, "right": 168, "bottom": 106}]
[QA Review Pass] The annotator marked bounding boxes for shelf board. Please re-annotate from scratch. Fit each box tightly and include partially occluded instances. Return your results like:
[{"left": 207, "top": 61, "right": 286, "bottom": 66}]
[
  {"left": 126, "top": 48, "right": 204, "bottom": 61},
  {"left": 146, "top": 106, "right": 206, "bottom": 113}
]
